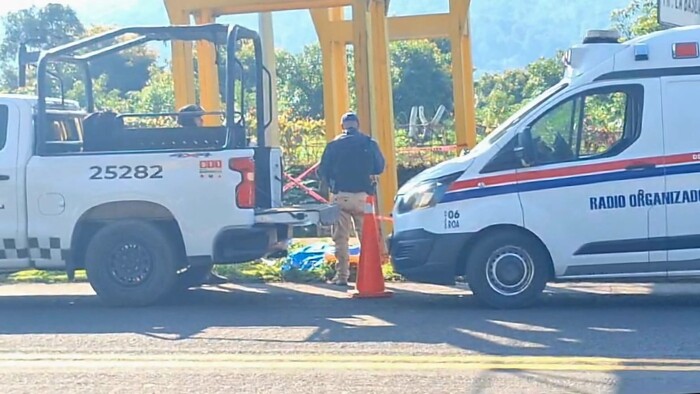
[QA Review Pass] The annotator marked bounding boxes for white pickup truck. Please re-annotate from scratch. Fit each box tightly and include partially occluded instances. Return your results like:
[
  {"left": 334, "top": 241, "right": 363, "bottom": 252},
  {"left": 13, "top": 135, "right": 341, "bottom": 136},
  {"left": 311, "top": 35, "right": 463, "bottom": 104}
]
[{"left": 2, "top": 24, "right": 338, "bottom": 306}]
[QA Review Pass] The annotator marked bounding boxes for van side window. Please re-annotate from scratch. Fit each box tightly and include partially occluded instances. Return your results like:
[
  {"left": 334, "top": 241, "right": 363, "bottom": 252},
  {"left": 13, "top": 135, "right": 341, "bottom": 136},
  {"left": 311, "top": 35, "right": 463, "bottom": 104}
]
[
  {"left": 0, "top": 105, "right": 8, "bottom": 151},
  {"left": 527, "top": 84, "right": 643, "bottom": 166}
]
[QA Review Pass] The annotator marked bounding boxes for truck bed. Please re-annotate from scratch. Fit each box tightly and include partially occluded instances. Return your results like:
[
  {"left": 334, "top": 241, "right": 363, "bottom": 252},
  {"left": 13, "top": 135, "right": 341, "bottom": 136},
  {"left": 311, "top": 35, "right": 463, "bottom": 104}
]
[{"left": 255, "top": 204, "right": 340, "bottom": 227}]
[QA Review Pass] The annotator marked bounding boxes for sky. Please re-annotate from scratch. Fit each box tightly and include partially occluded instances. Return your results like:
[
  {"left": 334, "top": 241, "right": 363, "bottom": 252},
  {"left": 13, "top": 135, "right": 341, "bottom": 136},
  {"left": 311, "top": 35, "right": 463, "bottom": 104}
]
[
  {"left": 0, "top": 0, "right": 628, "bottom": 72},
  {"left": 0, "top": 0, "right": 139, "bottom": 14}
]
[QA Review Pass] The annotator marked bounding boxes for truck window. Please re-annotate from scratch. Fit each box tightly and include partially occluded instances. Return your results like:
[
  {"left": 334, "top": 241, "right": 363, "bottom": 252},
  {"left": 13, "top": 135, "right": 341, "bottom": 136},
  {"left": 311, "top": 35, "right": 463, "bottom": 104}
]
[
  {"left": 47, "top": 114, "right": 83, "bottom": 142},
  {"left": 0, "top": 105, "right": 7, "bottom": 151},
  {"left": 527, "top": 84, "right": 643, "bottom": 166}
]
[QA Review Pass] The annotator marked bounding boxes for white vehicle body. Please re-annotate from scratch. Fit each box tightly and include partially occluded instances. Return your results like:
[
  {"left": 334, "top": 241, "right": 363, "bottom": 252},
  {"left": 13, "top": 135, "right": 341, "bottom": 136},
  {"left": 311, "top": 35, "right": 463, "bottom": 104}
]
[
  {"left": 0, "top": 23, "right": 339, "bottom": 307},
  {"left": 0, "top": 94, "right": 335, "bottom": 271},
  {"left": 389, "top": 26, "right": 700, "bottom": 308}
]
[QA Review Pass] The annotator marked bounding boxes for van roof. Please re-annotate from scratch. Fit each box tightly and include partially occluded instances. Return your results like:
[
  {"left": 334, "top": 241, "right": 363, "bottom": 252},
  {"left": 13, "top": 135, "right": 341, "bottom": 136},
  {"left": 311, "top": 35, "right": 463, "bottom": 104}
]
[
  {"left": 566, "top": 25, "right": 700, "bottom": 81},
  {"left": 617, "top": 24, "right": 700, "bottom": 68}
]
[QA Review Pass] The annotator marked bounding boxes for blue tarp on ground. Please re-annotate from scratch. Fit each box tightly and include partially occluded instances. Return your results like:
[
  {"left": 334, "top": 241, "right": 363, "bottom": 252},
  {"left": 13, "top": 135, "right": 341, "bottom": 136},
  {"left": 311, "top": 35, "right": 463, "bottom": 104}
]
[{"left": 282, "top": 242, "right": 361, "bottom": 272}]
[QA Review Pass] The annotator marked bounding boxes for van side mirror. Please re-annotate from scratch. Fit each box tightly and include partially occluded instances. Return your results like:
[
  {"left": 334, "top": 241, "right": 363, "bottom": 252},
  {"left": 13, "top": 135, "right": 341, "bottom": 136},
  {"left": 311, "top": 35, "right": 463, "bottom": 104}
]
[{"left": 515, "top": 126, "right": 535, "bottom": 166}]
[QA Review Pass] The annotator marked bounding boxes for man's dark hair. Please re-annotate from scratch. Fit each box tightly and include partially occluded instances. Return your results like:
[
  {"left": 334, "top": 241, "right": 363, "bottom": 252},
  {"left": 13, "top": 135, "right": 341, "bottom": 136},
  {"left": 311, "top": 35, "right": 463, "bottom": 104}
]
[
  {"left": 341, "top": 112, "right": 359, "bottom": 123},
  {"left": 177, "top": 104, "right": 204, "bottom": 127}
]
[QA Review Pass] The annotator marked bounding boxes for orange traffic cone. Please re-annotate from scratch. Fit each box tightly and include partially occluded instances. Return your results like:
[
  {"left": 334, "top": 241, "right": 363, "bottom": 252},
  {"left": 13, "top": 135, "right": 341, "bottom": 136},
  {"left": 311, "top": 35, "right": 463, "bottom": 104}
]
[{"left": 351, "top": 194, "right": 393, "bottom": 299}]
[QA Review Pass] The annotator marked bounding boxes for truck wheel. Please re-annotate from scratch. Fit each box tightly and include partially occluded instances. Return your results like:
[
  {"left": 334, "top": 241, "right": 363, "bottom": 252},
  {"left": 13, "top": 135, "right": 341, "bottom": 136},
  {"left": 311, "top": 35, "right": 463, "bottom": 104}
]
[
  {"left": 466, "top": 231, "right": 549, "bottom": 309},
  {"left": 177, "top": 264, "right": 214, "bottom": 289},
  {"left": 85, "top": 220, "right": 179, "bottom": 307}
]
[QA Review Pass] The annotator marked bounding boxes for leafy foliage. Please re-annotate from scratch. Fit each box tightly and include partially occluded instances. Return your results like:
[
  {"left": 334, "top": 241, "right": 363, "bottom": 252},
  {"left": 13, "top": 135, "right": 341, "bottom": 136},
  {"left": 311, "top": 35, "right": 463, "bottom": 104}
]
[
  {"left": 475, "top": 56, "right": 565, "bottom": 133},
  {"left": 0, "top": 4, "right": 156, "bottom": 93},
  {"left": 0, "top": 4, "right": 84, "bottom": 62},
  {"left": 0, "top": 1, "right": 663, "bottom": 193},
  {"left": 612, "top": 0, "right": 663, "bottom": 40}
]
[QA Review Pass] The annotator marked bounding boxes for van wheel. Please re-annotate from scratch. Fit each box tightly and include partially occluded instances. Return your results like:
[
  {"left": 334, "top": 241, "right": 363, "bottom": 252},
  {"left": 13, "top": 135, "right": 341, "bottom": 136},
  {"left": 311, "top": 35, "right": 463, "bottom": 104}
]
[
  {"left": 85, "top": 220, "right": 178, "bottom": 307},
  {"left": 466, "top": 231, "right": 549, "bottom": 309}
]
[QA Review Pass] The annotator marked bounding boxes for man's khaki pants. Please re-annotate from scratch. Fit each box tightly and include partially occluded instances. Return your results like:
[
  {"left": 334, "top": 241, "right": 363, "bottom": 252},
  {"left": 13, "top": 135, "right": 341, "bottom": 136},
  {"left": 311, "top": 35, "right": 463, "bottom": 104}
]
[{"left": 331, "top": 191, "right": 367, "bottom": 282}]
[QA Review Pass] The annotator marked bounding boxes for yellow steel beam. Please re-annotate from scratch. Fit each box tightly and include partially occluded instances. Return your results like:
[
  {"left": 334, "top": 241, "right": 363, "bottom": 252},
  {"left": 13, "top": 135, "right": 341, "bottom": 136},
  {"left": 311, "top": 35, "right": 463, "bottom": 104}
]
[
  {"left": 165, "top": 6, "right": 196, "bottom": 110},
  {"left": 386, "top": 14, "right": 450, "bottom": 40},
  {"left": 449, "top": 0, "right": 476, "bottom": 149},
  {"left": 352, "top": 0, "right": 372, "bottom": 137},
  {"left": 311, "top": 7, "right": 350, "bottom": 141},
  {"left": 352, "top": 0, "right": 396, "bottom": 225},
  {"left": 194, "top": 9, "right": 221, "bottom": 126},
  {"left": 325, "top": 14, "right": 451, "bottom": 43},
  {"left": 368, "top": 0, "right": 397, "bottom": 227},
  {"left": 260, "top": 12, "right": 281, "bottom": 147},
  {"left": 166, "top": 0, "right": 352, "bottom": 14},
  {"left": 164, "top": 0, "right": 476, "bottom": 212}
]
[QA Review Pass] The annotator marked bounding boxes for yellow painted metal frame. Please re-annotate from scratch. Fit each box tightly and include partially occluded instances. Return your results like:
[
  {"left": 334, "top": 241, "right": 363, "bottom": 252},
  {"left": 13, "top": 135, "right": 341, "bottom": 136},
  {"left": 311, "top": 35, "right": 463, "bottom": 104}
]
[{"left": 163, "top": 0, "right": 476, "bottom": 223}]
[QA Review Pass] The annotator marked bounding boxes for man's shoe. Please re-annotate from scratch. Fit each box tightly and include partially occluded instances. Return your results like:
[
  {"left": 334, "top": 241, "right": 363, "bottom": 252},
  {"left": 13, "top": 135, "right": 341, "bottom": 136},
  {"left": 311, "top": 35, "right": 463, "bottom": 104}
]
[
  {"left": 207, "top": 272, "right": 229, "bottom": 285},
  {"left": 327, "top": 277, "right": 349, "bottom": 286}
]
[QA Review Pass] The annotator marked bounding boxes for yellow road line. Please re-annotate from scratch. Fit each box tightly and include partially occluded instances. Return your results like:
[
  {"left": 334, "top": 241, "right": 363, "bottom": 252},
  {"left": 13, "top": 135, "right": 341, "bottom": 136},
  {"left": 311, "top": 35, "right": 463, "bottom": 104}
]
[{"left": 0, "top": 353, "right": 699, "bottom": 372}]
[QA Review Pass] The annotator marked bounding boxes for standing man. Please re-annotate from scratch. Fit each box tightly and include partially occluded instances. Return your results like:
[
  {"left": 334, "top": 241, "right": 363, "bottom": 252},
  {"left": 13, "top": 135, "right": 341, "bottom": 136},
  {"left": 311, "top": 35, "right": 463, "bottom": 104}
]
[{"left": 318, "top": 112, "right": 386, "bottom": 286}]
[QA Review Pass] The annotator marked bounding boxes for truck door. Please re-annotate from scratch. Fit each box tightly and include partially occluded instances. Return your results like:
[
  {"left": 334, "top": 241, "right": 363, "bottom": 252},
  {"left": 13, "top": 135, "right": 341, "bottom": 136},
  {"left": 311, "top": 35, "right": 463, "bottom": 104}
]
[
  {"left": 518, "top": 80, "right": 667, "bottom": 278},
  {"left": 0, "top": 101, "right": 29, "bottom": 269},
  {"left": 660, "top": 76, "right": 700, "bottom": 276}
]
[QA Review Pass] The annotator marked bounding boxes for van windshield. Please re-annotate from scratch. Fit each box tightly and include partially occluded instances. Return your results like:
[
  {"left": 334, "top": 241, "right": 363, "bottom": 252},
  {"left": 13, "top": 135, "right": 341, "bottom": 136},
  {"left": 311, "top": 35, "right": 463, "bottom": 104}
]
[{"left": 477, "top": 81, "right": 568, "bottom": 148}]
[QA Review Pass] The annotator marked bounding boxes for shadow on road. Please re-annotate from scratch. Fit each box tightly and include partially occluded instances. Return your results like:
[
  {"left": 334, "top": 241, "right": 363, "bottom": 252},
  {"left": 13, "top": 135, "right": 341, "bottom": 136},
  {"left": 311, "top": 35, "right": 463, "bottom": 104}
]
[{"left": 0, "top": 282, "right": 698, "bottom": 394}]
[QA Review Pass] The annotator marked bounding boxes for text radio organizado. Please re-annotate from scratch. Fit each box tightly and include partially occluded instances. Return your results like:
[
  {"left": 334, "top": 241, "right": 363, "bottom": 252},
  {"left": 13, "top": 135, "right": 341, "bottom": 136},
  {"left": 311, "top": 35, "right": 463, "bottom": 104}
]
[{"left": 590, "top": 189, "right": 700, "bottom": 211}]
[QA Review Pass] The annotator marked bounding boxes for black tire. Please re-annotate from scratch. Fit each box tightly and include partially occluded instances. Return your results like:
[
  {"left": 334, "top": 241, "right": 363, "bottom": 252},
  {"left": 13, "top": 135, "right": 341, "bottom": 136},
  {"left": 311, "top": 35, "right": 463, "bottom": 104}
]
[
  {"left": 466, "top": 230, "right": 550, "bottom": 309},
  {"left": 177, "top": 263, "right": 214, "bottom": 289},
  {"left": 85, "top": 220, "right": 179, "bottom": 307}
]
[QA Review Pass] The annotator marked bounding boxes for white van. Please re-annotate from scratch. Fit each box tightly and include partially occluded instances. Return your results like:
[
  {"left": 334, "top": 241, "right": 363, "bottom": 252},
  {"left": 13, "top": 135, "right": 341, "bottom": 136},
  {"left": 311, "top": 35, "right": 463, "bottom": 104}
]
[{"left": 389, "top": 26, "right": 700, "bottom": 308}]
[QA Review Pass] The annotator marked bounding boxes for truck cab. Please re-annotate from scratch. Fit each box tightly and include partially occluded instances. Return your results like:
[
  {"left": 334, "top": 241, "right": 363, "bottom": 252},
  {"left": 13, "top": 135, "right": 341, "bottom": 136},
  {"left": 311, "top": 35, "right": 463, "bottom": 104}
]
[
  {"left": 390, "top": 26, "right": 700, "bottom": 309},
  {"left": 0, "top": 24, "right": 338, "bottom": 306}
]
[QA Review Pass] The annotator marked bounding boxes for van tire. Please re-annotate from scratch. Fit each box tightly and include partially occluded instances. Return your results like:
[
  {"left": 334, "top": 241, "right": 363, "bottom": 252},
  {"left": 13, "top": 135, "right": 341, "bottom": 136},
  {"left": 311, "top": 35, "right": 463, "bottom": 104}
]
[
  {"left": 466, "top": 231, "right": 549, "bottom": 309},
  {"left": 85, "top": 220, "right": 178, "bottom": 307}
]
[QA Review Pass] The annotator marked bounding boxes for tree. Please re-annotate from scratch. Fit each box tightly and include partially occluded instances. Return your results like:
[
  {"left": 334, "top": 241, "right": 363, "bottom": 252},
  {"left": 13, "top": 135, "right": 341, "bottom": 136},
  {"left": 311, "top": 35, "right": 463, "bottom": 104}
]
[
  {"left": 0, "top": 6, "right": 156, "bottom": 95},
  {"left": 390, "top": 40, "right": 453, "bottom": 127},
  {"left": 474, "top": 55, "right": 564, "bottom": 132},
  {"left": 81, "top": 25, "right": 158, "bottom": 95},
  {"left": 0, "top": 4, "right": 84, "bottom": 62},
  {"left": 611, "top": 0, "right": 663, "bottom": 40},
  {"left": 276, "top": 44, "right": 325, "bottom": 119},
  {"left": 126, "top": 65, "right": 175, "bottom": 115},
  {"left": 0, "top": 4, "right": 85, "bottom": 89}
]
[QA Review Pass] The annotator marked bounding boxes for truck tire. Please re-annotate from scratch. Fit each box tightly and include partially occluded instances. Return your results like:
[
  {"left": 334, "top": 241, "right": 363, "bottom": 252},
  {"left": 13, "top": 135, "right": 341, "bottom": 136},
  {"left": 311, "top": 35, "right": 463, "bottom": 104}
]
[
  {"left": 177, "top": 264, "right": 214, "bottom": 289},
  {"left": 466, "top": 231, "right": 549, "bottom": 309},
  {"left": 85, "top": 220, "right": 179, "bottom": 307}
]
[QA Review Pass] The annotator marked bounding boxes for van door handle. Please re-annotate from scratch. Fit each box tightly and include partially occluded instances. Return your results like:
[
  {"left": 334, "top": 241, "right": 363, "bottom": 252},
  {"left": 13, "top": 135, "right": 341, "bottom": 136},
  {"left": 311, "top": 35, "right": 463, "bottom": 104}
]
[
  {"left": 625, "top": 163, "right": 656, "bottom": 171},
  {"left": 0, "top": 175, "right": 9, "bottom": 181}
]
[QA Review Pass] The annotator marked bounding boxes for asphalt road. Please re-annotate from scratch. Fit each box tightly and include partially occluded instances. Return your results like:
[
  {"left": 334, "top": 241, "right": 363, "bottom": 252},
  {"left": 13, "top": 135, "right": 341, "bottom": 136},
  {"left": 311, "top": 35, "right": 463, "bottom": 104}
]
[{"left": 1, "top": 281, "right": 700, "bottom": 394}]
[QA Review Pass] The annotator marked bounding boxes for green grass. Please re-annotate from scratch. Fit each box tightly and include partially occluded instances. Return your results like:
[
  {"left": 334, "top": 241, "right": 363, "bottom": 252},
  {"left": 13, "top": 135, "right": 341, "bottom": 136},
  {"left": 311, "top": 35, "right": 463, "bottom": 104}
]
[
  {"left": 0, "top": 238, "right": 403, "bottom": 285},
  {"left": 214, "top": 259, "right": 403, "bottom": 284},
  {"left": 0, "top": 269, "right": 88, "bottom": 284}
]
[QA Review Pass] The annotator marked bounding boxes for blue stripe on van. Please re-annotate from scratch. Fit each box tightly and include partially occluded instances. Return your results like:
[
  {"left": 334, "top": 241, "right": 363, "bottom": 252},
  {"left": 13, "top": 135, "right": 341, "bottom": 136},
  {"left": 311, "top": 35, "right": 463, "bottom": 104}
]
[{"left": 439, "top": 162, "right": 700, "bottom": 204}]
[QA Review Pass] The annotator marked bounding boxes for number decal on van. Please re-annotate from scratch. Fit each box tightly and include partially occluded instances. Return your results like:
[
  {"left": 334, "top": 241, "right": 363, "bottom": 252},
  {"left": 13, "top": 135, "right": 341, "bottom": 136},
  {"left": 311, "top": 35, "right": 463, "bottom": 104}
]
[
  {"left": 444, "top": 209, "right": 460, "bottom": 229},
  {"left": 89, "top": 165, "right": 164, "bottom": 180}
]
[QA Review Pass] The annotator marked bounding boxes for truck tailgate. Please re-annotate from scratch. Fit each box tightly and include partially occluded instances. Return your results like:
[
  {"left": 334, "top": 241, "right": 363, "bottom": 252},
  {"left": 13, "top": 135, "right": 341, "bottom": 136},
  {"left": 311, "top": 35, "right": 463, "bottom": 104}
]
[{"left": 255, "top": 204, "right": 340, "bottom": 226}]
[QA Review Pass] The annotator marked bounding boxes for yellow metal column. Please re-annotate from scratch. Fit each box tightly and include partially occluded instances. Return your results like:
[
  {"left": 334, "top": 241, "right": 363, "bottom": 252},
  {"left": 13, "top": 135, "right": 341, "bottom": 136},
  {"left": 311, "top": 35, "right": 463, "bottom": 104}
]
[
  {"left": 259, "top": 12, "right": 280, "bottom": 146},
  {"left": 312, "top": 7, "right": 350, "bottom": 141},
  {"left": 194, "top": 10, "right": 221, "bottom": 126},
  {"left": 352, "top": 0, "right": 397, "bottom": 224},
  {"left": 165, "top": 7, "right": 196, "bottom": 110},
  {"left": 449, "top": 0, "right": 476, "bottom": 149},
  {"left": 369, "top": 0, "right": 397, "bottom": 225},
  {"left": 352, "top": 0, "right": 371, "bottom": 135}
]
